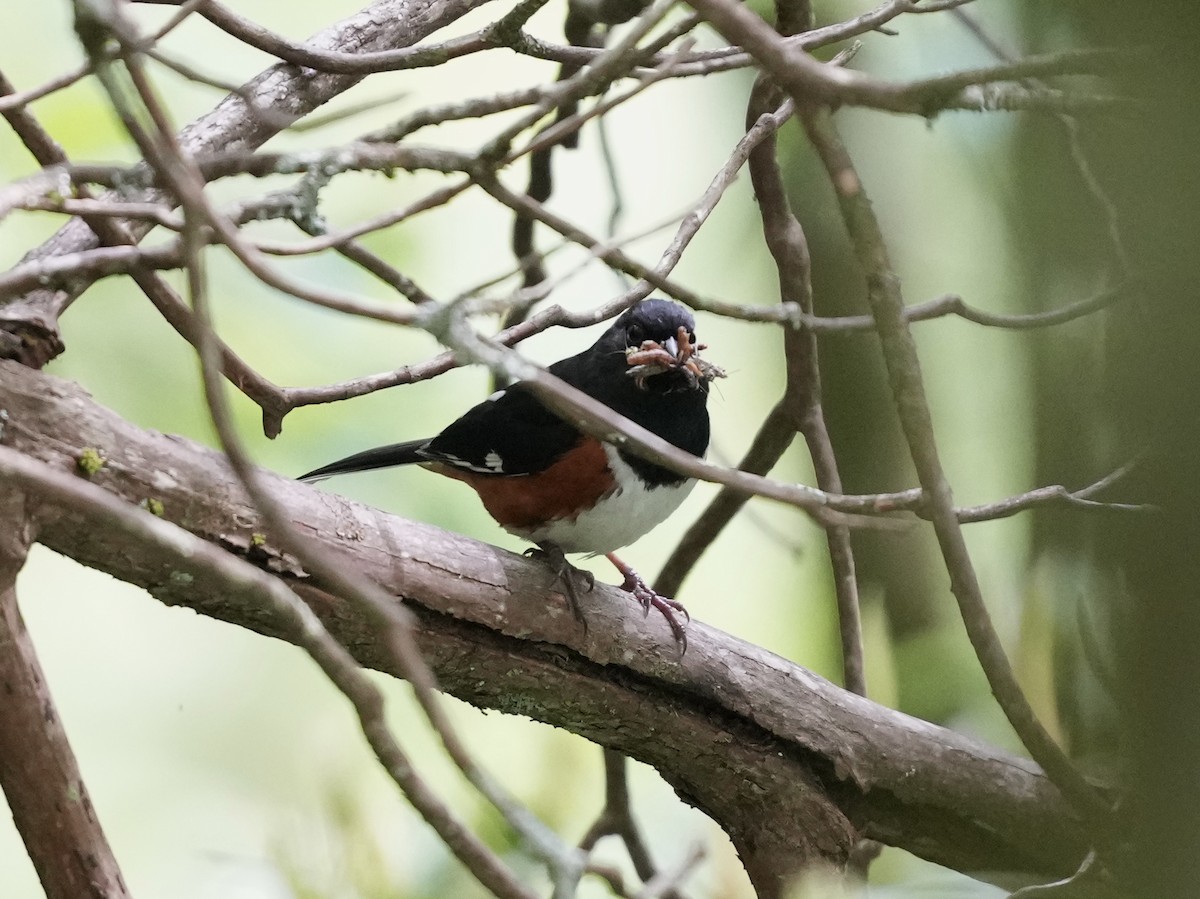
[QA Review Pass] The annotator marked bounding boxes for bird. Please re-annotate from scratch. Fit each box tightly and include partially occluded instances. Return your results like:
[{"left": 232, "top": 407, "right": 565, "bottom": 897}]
[{"left": 300, "top": 299, "right": 720, "bottom": 647}]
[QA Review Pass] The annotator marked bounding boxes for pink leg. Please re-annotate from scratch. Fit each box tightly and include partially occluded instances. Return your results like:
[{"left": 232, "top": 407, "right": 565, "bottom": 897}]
[{"left": 605, "top": 553, "right": 689, "bottom": 651}]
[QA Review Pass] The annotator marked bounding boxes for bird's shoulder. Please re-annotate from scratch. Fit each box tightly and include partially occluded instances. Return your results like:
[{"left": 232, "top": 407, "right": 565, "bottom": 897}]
[{"left": 421, "top": 383, "right": 582, "bottom": 476}]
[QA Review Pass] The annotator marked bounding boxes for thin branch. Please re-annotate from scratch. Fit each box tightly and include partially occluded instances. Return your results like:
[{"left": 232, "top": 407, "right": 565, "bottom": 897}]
[
  {"left": 0, "top": 0, "right": 204, "bottom": 114},
  {"left": 473, "top": 0, "right": 984, "bottom": 79},
  {"left": 13, "top": 196, "right": 185, "bottom": 230},
  {"left": 656, "top": 401, "right": 798, "bottom": 596},
  {"left": 906, "top": 0, "right": 978, "bottom": 12},
  {"left": 0, "top": 242, "right": 184, "bottom": 300},
  {"left": 237, "top": 172, "right": 438, "bottom": 304},
  {"left": 480, "top": 0, "right": 680, "bottom": 165},
  {"left": 0, "top": 443, "right": 534, "bottom": 899},
  {"left": 745, "top": 80, "right": 866, "bottom": 696},
  {"left": 4, "top": 0, "right": 486, "bottom": 364},
  {"left": 364, "top": 85, "right": 552, "bottom": 144},
  {"left": 799, "top": 104, "right": 1112, "bottom": 828},
  {"left": 250, "top": 176, "right": 472, "bottom": 258},
  {"left": 0, "top": 65, "right": 92, "bottom": 114},
  {"left": 579, "top": 751, "right": 689, "bottom": 899},
  {"left": 802, "top": 285, "right": 1127, "bottom": 333},
  {"left": 634, "top": 844, "right": 705, "bottom": 899},
  {"left": 683, "top": 0, "right": 1130, "bottom": 116},
  {"left": 515, "top": 36, "right": 699, "bottom": 162},
  {"left": 626, "top": 89, "right": 797, "bottom": 306},
  {"left": 0, "top": 66, "right": 292, "bottom": 432},
  {"left": 84, "top": 12, "right": 587, "bottom": 893},
  {"left": 951, "top": 6, "right": 1130, "bottom": 280},
  {"left": 954, "top": 463, "right": 1152, "bottom": 523},
  {"left": 191, "top": 0, "right": 501, "bottom": 75}
]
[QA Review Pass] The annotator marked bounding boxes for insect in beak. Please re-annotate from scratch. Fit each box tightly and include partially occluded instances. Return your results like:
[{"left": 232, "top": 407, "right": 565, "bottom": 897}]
[{"left": 624, "top": 326, "right": 725, "bottom": 390}]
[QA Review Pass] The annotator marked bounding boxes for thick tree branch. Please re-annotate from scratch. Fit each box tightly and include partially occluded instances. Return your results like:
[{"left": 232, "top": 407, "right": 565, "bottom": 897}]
[
  {"left": 0, "top": 447, "right": 541, "bottom": 899},
  {"left": 0, "top": 358, "right": 1090, "bottom": 890}
]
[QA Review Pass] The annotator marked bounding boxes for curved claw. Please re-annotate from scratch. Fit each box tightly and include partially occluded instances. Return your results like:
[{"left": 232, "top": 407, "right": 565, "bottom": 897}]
[
  {"left": 655, "top": 595, "right": 691, "bottom": 627},
  {"left": 605, "top": 553, "right": 689, "bottom": 654},
  {"left": 529, "top": 546, "right": 690, "bottom": 653}
]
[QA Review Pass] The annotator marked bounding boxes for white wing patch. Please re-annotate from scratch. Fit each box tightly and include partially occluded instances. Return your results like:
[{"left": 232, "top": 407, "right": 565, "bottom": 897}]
[
  {"left": 436, "top": 451, "right": 469, "bottom": 468},
  {"left": 432, "top": 449, "right": 506, "bottom": 474},
  {"left": 427, "top": 390, "right": 507, "bottom": 472}
]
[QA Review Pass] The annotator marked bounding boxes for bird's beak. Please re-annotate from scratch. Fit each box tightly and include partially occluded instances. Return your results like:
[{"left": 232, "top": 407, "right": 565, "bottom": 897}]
[{"left": 662, "top": 335, "right": 681, "bottom": 362}]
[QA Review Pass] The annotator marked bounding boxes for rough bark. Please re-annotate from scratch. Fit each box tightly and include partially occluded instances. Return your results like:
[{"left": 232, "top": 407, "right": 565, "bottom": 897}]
[{"left": 0, "top": 359, "right": 1089, "bottom": 887}]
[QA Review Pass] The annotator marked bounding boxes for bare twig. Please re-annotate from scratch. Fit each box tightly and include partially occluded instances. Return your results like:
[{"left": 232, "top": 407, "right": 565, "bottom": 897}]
[
  {"left": 684, "top": 0, "right": 1130, "bottom": 116},
  {"left": 0, "top": 0, "right": 203, "bottom": 114},
  {"left": 190, "top": 0, "right": 500, "bottom": 75},
  {"left": 0, "top": 443, "right": 530, "bottom": 899},
  {"left": 951, "top": 6, "right": 1130, "bottom": 281},
  {"left": 801, "top": 286, "right": 1127, "bottom": 333},
  {"left": 954, "top": 463, "right": 1152, "bottom": 523},
  {"left": 81, "top": 9, "right": 588, "bottom": 894},
  {"left": 3, "top": 0, "right": 486, "bottom": 366},
  {"left": 656, "top": 401, "right": 798, "bottom": 595},
  {"left": 0, "top": 242, "right": 183, "bottom": 300},
  {"left": 745, "top": 80, "right": 866, "bottom": 696},
  {"left": 579, "top": 751, "right": 689, "bottom": 899},
  {"left": 799, "top": 105, "right": 1111, "bottom": 827},
  {"left": 634, "top": 843, "right": 705, "bottom": 899},
  {"left": 0, "top": 65, "right": 93, "bottom": 114}
]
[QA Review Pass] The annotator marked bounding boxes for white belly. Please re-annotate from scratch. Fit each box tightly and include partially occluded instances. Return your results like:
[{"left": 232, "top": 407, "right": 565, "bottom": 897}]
[{"left": 513, "top": 444, "right": 695, "bottom": 555}]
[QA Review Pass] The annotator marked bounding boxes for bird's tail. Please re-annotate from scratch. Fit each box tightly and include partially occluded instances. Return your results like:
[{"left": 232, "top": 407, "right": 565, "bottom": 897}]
[{"left": 299, "top": 439, "right": 429, "bottom": 483}]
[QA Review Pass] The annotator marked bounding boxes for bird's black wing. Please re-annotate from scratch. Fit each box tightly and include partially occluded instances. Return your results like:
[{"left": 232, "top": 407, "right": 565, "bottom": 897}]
[
  {"left": 423, "top": 383, "right": 583, "bottom": 476},
  {"left": 300, "top": 384, "right": 583, "bottom": 483}
]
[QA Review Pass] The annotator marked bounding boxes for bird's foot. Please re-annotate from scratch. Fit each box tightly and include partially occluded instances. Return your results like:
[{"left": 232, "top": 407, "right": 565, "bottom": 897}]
[
  {"left": 605, "top": 553, "right": 689, "bottom": 653},
  {"left": 528, "top": 542, "right": 593, "bottom": 632}
]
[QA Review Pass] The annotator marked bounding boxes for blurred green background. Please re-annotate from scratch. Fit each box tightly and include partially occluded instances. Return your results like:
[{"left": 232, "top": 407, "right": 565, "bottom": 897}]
[{"left": 0, "top": 1, "right": 1162, "bottom": 897}]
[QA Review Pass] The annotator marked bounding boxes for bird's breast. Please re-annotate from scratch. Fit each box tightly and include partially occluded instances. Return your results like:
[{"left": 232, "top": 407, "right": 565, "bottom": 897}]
[{"left": 512, "top": 443, "right": 696, "bottom": 555}]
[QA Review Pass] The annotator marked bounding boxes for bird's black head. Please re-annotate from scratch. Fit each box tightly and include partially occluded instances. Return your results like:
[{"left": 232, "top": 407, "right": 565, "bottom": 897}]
[
  {"left": 549, "top": 298, "right": 714, "bottom": 466},
  {"left": 592, "top": 299, "right": 722, "bottom": 395},
  {"left": 614, "top": 298, "right": 697, "bottom": 351}
]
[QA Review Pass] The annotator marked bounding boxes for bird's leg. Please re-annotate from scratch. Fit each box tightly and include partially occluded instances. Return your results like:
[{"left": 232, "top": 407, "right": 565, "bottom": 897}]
[
  {"left": 605, "top": 553, "right": 689, "bottom": 651},
  {"left": 527, "top": 541, "right": 594, "bottom": 632}
]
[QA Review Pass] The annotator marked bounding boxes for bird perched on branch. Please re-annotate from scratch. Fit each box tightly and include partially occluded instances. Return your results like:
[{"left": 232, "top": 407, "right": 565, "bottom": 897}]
[{"left": 301, "top": 299, "right": 723, "bottom": 648}]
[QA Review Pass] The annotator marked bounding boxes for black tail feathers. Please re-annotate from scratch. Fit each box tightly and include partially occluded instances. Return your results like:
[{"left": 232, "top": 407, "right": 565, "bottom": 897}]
[{"left": 299, "top": 439, "right": 430, "bottom": 483}]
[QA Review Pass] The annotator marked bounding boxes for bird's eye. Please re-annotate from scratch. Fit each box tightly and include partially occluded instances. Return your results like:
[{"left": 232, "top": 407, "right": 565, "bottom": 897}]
[{"left": 626, "top": 323, "right": 644, "bottom": 345}]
